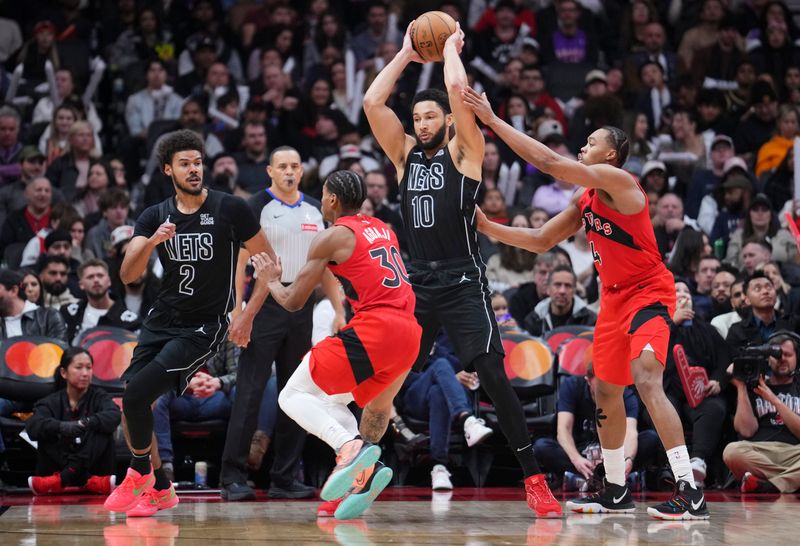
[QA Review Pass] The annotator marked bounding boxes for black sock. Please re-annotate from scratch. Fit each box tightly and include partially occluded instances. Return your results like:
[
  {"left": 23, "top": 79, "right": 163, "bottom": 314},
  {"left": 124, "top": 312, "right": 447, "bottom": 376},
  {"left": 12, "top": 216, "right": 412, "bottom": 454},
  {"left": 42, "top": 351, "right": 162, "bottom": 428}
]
[
  {"left": 60, "top": 466, "right": 79, "bottom": 487},
  {"left": 153, "top": 466, "right": 170, "bottom": 490},
  {"left": 130, "top": 452, "right": 151, "bottom": 475}
]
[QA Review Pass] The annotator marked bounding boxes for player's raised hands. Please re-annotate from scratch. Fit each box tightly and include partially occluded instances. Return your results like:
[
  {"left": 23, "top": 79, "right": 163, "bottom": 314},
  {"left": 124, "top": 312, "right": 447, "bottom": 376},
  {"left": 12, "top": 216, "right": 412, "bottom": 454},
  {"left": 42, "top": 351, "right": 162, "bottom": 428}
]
[
  {"left": 150, "top": 218, "right": 176, "bottom": 246},
  {"left": 461, "top": 87, "right": 496, "bottom": 125},
  {"left": 401, "top": 21, "right": 425, "bottom": 64},
  {"left": 251, "top": 252, "right": 282, "bottom": 284},
  {"left": 444, "top": 21, "right": 465, "bottom": 55}
]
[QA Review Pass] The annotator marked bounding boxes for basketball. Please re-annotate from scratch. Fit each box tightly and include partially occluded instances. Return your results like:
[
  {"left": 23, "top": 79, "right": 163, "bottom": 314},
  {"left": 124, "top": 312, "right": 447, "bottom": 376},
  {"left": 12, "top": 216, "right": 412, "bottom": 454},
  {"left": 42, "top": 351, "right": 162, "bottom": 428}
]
[{"left": 410, "top": 11, "right": 457, "bottom": 63}]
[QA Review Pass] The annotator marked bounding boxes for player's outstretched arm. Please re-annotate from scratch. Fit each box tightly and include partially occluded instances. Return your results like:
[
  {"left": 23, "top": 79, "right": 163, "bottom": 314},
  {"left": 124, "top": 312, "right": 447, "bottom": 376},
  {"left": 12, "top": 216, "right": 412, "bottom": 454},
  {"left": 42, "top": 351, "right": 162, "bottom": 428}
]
[
  {"left": 363, "top": 22, "right": 420, "bottom": 172},
  {"left": 255, "top": 227, "right": 350, "bottom": 312},
  {"left": 443, "top": 23, "right": 483, "bottom": 177},
  {"left": 475, "top": 191, "right": 583, "bottom": 253},
  {"left": 461, "top": 88, "right": 638, "bottom": 203}
]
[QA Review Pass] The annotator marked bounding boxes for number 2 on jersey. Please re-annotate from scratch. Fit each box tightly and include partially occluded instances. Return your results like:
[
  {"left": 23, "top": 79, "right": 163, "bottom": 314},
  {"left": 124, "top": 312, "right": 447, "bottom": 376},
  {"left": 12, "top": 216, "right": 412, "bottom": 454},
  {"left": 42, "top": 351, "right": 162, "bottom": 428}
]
[
  {"left": 369, "top": 246, "right": 410, "bottom": 288},
  {"left": 179, "top": 264, "right": 195, "bottom": 295},
  {"left": 589, "top": 241, "right": 602, "bottom": 265}
]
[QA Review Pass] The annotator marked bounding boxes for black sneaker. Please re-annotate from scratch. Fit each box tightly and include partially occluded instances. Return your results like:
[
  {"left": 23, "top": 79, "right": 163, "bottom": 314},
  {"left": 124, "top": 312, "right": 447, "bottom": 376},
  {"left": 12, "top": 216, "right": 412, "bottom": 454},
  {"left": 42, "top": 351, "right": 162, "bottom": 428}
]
[
  {"left": 566, "top": 480, "right": 635, "bottom": 513},
  {"left": 268, "top": 479, "right": 316, "bottom": 499},
  {"left": 220, "top": 482, "right": 256, "bottom": 501},
  {"left": 647, "top": 479, "right": 710, "bottom": 520}
]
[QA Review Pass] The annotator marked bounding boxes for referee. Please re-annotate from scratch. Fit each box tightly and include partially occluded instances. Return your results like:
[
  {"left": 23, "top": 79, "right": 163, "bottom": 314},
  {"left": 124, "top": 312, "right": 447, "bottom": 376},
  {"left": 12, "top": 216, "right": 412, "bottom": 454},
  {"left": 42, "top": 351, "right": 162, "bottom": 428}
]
[{"left": 220, "top": 146, "right": 345, "bottom": 500}]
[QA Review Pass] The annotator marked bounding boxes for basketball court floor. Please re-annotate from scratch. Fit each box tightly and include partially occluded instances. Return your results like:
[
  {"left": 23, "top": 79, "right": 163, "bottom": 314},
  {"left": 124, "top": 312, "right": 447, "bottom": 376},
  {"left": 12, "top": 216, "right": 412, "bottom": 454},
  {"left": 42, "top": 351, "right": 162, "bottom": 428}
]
[{"left": 0, "top": 487, "right": 794, "bottom": 545}]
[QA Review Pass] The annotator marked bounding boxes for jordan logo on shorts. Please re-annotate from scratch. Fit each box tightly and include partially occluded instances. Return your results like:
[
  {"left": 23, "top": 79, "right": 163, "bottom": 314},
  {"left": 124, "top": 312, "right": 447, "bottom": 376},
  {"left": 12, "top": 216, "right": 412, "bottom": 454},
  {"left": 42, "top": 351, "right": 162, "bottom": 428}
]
[{"left": 459, "top": 273, "right": 469, "bottom": 284}]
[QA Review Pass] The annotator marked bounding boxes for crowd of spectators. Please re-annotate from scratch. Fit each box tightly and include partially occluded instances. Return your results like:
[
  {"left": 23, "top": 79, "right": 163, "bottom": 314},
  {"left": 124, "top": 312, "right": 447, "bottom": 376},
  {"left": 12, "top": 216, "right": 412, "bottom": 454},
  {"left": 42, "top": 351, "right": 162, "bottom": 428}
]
[{"left": 0, "top": 0, "right": 800, "bottom": 496}]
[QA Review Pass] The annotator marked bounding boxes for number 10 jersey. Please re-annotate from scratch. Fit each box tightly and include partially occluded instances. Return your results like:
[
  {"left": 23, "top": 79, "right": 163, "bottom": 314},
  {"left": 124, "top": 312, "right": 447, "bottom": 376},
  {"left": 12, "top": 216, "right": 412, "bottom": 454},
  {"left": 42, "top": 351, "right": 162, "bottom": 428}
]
[{"left": 400, "top": 145, "right": 482, "bottom": 262}]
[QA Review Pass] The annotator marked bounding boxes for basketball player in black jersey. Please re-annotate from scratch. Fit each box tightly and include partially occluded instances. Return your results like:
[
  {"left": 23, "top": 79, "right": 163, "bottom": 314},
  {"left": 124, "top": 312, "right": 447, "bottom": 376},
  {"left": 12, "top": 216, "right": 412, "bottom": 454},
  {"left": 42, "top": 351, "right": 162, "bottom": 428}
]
[
  {"left": 104, "top": 130, "right": 273, "bottom": 514},
  {"left": 363, "top": 22, "right": 561, "bottom": 517}
]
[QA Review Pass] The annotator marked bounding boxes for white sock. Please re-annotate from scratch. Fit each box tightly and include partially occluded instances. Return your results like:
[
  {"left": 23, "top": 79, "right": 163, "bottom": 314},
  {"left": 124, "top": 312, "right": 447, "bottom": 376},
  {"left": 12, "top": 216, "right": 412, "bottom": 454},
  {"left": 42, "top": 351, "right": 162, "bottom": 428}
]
[
  {"left": 279, "top": 354, "right": 359, "bottom": 451},
  {"left": 666, "top": 445, "right": 696, "bottom": 488},
  {"left": 602, "top": 446, "right": 625, "bottom": 487}
]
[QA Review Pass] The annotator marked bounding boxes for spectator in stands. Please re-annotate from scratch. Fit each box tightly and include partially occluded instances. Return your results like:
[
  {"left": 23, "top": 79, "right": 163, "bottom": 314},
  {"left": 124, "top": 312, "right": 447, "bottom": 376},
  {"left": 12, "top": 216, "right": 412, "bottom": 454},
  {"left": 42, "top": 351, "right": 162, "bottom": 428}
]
[
  {"left": 697, "top": 156, "right": 751, "bottom": 235},
  {"left": 735, "top": 80, "right": 779, "bottom": 162},
  {"left": 623, "top": 22, "right": 682, "bottom": 96},
  {"left": 724, "top": 331, "right": 800, "bottom": 493},
  {"left": 762, "top": 260, "right": 800, "bottom": 319},
  {"left": 685, "top": 134, "right": 735, "bottom": 219},
  {"left": 727, "top": 271, "right": 794, "bottom": 349},
  {"left": 618, "top": 0, "right": 658, "bottom": 54},
  {"left": 396, "top": 334, "right": 494, "bottom": 490},
  {"left": 176, "top": 35, "right": 219, "bottom": 97},
  {"left": 364, "top": 170, "right": 404, "bottom": 239},
  {"left": 654, "top": 193, "right": 692, "bottom": 258},
  {"left": 667, "top": 228, "right": 710, "bottom": 282},
  {"left": 667, "top": 281, "right": 729, "bottom": 487},
  {"left": 726, "top": 193, "right": 796, "bottom": 268},
  {"left": 25, "top": 347, "right": 120, "bottom": 495},
  {"left": 84, "top": 188, "right": 131, "bottom": 263},
  {"left": 66, "top": 216, "right": 91, "bottom": 264},
  {"left": 21, "top": 270, "right": 43, "bottom": 306},
  {"left": 0, "top": 146, "right": 52, "bottom": 229},
  {"left": 678, "top": 0, "right": 726, "bottom": 69},
  {"left": 0, "top": 106, "right": 22, "bottom": 186},
  {"left": 0, "top": 267, "right": 66, "bottom": 340},
  {"left": 656, "top": 108, "right": 706, "bottom": 192},
  {"left": 32, "top": 68, "right": 102, "bottom": 134},
  {"left": 40, "top": 105, "right": 79, "bottom": 166},
  {"left": 0, "top": 15, "right": 21, "bottom": 64},
  {"left": 762, "top": 145, "right": 794, "bottom": 210},
  {"left": 351, "top": 1, "right": 398, "bottom": 68},
  {"left": 59, "top": 259, "right": 138, "bottom": 345},
  {"left": 25, "top": 229, "right": 82, "bottom": 297},
  {"left": 0, "top": 177, "right": 53, "bottom": 269},
  {"left": 125, "top": 59, "right": 184, "bottom": 142},
  {"left": 567, "top": 71, "right": 625, "bottom": 155},
  {"left": 517, "top": 65, "right": 566, "bottom": 132},
  {"left": 709, "top": 266, "right": 737, "bottom": 318},
  {"left": 711, "top": 175, "right": 753, "bottom": 247},
  {"left": 751, "top": 20, "right": 800, "bottom": 97},
  {"left": 690, "top": 12, "right": 744, "bottom": 89},
  {"left": 233, "top": 121, "right": 270, "bottom": 195},
  {"left": 39, "top": 254, "right": 78, "bottom": 309},
  {"left": 538, "top": 0, "right": 598, "bottom": 65},
  {"left": 16, "top": 20, "right": 59, "bottom": 91},
  {"left": 486, "top": 214, "right": 537, "bottom": 294},
  {"left": 523, "top": 264, "right": 596, "bottom": 337},
  {"left": 741, "top": 239, "right": 774, "bottom": 278},
  {"left": 45, "top": 121, "right": 97, "bottom": 202},
  {"left": 73, "top": 161, "right": 114, "bottom": 219},
  {"left": 108, "top": 7, "right": 175, "bottom": 73},
  {"left": 532, "top": 140, "right": 577, "bottom": 216},
  {"left": 471, "top": 1, "right": 522, "bottom": 85},
  {"left": 726, "top": 58, "right": 757, "bottom": 120},
  {"left": 635, "top": 61, "right": 672, "bottom": 135},
  {"left": 533, "top": 362, "right": 657, "bottom": 490},
  {"left": 756, "top": 104, "right": 799, "bottom": 178},
  {"left": 690, "top": 256, "right": 720, "bottom": 321},
  {"left": 639, "top": 160, "right": 668, "bottom": 197},
  {"left": 509, "top": 251, "right": 556, "bottom": 326},
  {"left": 208, "top": 152, "right": 239, "bottom": 195},
  {"left": 696, "top": 88, "right": 737, "bottom": 137},
  {"left": 711, "top": 277, "right": 745, "bottom": 339}
]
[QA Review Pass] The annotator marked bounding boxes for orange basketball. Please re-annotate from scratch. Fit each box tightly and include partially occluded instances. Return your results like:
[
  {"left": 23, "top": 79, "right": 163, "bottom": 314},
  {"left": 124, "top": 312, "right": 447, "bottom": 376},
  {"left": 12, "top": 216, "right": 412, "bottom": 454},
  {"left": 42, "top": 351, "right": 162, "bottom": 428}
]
[{"left": 411, "top": 11, "right": 457, "bottom": 62}]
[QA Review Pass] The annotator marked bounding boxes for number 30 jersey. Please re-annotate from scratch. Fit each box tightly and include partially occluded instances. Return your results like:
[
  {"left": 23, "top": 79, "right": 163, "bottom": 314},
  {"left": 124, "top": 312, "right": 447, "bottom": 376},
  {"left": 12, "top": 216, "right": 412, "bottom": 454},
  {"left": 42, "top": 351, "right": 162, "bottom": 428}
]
[
  {"left": 328, "top": 214, "right": 415, "bottom": 315},
  {"left": 134, "top": 190, "right": 261, "bottom": 322},
  {"left": 577, "top": 184, "right": 667, "bottom": 289},
  {"left": 400, "top": 145, "right": 481, "bottom": 262}
]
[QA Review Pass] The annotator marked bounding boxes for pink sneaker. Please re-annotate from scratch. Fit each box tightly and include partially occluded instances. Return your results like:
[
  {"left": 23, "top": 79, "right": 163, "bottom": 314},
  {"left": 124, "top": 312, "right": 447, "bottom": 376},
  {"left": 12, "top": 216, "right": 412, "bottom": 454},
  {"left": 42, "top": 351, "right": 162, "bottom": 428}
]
[
  {"left": 103, "top": 468, "right": 155, "bottom": 512},
  {"left": 127, "top": 484, "right": 179, "bottom": 517}
]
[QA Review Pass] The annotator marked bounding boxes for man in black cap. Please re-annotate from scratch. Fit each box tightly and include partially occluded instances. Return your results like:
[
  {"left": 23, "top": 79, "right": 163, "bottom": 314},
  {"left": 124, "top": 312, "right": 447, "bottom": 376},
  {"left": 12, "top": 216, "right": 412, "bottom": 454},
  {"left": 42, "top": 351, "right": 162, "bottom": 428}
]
[
  {"left": 686, "top": 134, "right": 736, "bottom": 218},
  {"left": 176, "top": 35, "right": 218, "bottom": 97},
  {"left": 734, "top": 80, "right": 779, "bottom": 161}
]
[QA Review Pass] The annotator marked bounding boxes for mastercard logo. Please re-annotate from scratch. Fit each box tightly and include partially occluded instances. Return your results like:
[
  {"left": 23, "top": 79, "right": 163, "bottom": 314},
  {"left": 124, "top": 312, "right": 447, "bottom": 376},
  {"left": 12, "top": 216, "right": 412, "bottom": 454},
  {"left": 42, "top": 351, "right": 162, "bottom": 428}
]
[
  {"left": 501, "top": 332, "right": 553, "bottom": 382},
  {"left": 5, "top": 341, "right": 65, "bottom": 378},
  {"left": 77, "top": 328, "right": 138, "bottom": 383}
]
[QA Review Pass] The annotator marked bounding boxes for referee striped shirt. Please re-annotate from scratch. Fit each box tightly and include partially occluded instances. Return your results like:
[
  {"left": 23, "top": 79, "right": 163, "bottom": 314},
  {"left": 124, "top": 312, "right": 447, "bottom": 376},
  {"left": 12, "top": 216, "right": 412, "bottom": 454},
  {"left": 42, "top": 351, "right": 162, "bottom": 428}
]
[{"left": 247, "top": 189, "right": 324, "bottom": 283}]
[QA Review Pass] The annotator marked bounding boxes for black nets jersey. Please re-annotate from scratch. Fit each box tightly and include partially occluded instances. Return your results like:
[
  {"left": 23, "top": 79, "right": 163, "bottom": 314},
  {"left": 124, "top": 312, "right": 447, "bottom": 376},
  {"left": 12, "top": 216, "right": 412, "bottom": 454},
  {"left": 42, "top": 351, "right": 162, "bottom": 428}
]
[
  {"left": 400, "top": 145, "right": 482, "bottom": 262},
  {"left": 134, "top": 190, "right": 261, "bottom": 322}
]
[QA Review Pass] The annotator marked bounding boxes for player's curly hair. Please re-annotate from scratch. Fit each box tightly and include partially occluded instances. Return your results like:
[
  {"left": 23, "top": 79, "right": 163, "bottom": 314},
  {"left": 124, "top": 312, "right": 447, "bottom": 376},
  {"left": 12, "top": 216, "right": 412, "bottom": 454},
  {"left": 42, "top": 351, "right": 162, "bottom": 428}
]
[
  {"left": 157, "top": 129, "right": 205, "bottom": 170},
  {"left": 601, "top": 125, "right": 629, "bottom": 167},
  {"left": 325, "top": 170, "right": 366, "bottom": 210}
]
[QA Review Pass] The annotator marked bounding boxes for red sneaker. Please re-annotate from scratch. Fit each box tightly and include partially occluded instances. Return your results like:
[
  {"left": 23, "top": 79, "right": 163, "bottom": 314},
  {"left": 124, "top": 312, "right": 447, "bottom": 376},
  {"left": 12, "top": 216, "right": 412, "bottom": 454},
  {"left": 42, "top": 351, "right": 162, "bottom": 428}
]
[
  {"left": 740, "top": 472, "right": 780, "bottom": 494},
  {"left": 524, "top": 474, "right": 563, "bottom": 518},
  {"left": 28, "top": 473, "right": 64, "bottom": 495},
  {"left": 317, "top": 498, "right": 344, "bottom": 517},
  {"left": 127, "top": 484, "right": 179, "bottom": 517},
  {"left": 104, "top": 468, "right": 155, "bottom": 512},
  {"left": 84, "top": 475, "right": 116, "bottom": 495}
]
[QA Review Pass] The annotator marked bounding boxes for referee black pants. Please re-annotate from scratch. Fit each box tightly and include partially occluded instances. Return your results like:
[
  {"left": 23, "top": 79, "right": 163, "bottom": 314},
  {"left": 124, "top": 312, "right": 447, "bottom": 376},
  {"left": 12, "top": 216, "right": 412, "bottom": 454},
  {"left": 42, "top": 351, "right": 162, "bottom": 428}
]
[{"left": 220, "top": 296, "right": 314, "bottom": 487}]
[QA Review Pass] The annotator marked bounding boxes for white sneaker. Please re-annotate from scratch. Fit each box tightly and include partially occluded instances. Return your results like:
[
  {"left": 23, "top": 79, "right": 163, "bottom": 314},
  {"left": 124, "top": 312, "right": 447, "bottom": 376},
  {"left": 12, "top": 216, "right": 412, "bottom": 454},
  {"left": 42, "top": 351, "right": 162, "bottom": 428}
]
[
  {"left": 431, "top": 464, "right": 453, "bottom": 490},
  {"left": 463, "top": 416, "right": 493, "bottom": 447},
  {"left": 690, "top": 457, "right": 706, "bottom": 488}
]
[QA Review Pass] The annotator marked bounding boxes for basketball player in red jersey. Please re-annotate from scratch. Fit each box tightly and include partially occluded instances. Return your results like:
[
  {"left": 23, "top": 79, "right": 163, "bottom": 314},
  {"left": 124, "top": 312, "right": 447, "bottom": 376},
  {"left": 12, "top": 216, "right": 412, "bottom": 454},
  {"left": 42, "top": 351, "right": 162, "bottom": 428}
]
[
  {"left": 462, "top": 89, "right": 709, "bottom": 520},
  {"left": 250, "top": 170, "right": 421, "bottom": 520}
]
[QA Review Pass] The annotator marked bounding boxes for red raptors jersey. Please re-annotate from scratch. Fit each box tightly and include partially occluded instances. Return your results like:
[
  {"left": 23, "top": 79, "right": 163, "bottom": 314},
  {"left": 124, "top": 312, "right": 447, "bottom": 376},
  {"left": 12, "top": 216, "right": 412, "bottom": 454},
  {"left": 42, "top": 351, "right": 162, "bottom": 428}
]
[
  {"left": 328, "top": 214, "right": 416, "bottom": 314},
  {"left": 577, "top": 182, "right": 668, "bottom": 289}
]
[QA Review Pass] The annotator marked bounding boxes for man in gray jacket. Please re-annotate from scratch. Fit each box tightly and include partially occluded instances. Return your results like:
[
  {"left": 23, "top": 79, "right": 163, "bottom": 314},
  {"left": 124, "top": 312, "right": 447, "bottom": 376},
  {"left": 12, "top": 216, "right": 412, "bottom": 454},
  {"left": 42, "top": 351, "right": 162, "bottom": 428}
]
[{"left": 524, "top": 265, "right": 597, "bottom": 337}]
